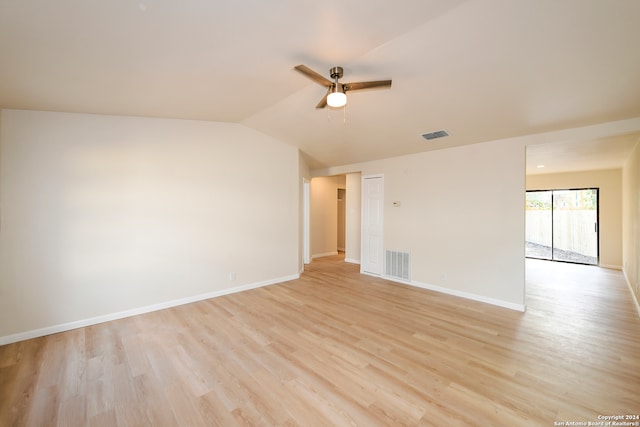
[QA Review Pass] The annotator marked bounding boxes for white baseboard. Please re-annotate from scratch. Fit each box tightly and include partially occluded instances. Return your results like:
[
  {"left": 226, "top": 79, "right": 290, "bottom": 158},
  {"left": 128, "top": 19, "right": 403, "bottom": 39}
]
[
  {"left": 0, "top": 273, "right": 299, "bottom": 346},
  {"left": 360, "top": 269, "right": 381, "bottom": 277},
  {"left": 311, "top": 251, "right": 339, "bottom": 259},
  {"left": 600, "top": 263, "right": 622, "bottom": 270},
  {"left": 383, "top": 275, "right": 526, "bottom": 312},
  {"left": 623, "top": 268, "right": 640, "bottom": 318},
  {"left": 344, "top": 258, "right": 360, "bottom": 265}
]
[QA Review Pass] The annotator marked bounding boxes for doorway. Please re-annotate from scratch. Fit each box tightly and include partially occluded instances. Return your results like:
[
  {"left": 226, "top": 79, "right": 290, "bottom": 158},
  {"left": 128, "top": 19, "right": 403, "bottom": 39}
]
[
  {"left": 308, "top": 174, "right": 360, "bottom": 262},
  {"left": 525, "top": 188, "right": 599, "bottom": 265},
  {"left": 337, "top": 188, "right": 346, "bottom": 252},
  {"left": 303, "top": 178, "right": 310, "bottom": 265}
]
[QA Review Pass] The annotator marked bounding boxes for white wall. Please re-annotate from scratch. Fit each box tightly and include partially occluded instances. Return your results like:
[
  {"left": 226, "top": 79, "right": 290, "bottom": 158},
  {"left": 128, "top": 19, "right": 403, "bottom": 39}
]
[
  {"left": 0, "top": 109, "right": 299, "bottom": 342},
  {"left": 527, "top": 169, "right": 622, "bottom": 269},
  {"left": 314, "top": 139, "right": 526, "bottom": 309}
]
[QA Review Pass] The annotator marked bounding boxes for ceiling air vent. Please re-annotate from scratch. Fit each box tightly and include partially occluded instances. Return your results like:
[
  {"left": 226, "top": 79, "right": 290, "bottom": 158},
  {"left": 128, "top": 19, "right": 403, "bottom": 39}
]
[{"left": 421, "top": 130, "right": 450, "bottom": 141}]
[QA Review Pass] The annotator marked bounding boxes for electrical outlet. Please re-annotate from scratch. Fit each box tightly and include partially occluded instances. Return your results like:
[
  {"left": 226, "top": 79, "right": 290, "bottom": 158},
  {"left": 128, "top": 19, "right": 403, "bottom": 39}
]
[{"left": 229, "top": 272, "right": 236, "bottom": 281}]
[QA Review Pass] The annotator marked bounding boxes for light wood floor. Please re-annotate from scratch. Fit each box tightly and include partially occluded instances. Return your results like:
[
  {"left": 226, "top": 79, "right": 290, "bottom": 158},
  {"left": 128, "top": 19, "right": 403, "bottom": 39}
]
[{"left": 1, "top": 256, "right": 639, "bottom": 426}]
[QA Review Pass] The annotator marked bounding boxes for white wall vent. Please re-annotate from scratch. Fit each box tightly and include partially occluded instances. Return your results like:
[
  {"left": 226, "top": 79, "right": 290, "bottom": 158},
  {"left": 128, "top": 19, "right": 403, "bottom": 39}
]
[{"left": 385, "top": 250, "right": 411, "bottom": 281}]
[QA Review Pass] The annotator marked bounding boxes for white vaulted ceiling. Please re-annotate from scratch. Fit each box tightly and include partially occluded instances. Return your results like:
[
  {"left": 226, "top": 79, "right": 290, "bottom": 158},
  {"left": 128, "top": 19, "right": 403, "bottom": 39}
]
[{"left": 1, "top": 0, "right": 639, "bottom": 170}]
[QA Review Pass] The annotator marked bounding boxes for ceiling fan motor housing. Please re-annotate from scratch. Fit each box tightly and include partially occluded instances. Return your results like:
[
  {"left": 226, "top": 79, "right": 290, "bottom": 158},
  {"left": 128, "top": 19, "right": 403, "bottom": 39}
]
[{"left": 330, "top": 66, "right": 344, "bottom": 79}]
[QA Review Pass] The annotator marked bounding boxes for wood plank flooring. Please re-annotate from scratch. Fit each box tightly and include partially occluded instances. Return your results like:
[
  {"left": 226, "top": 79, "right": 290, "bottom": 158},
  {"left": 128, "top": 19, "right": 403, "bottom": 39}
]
[{"left": 1, "top": 256, "right": 639, "bottom": 426}]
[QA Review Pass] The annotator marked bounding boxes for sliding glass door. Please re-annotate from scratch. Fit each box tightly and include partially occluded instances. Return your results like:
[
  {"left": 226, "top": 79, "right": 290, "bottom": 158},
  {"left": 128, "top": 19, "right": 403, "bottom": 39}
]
[
  {"left": 525, "top": 191, "right": 552, "bottom": 260},
  {"left": 525, "top": 188, "right": 598, "bottom": 265}
]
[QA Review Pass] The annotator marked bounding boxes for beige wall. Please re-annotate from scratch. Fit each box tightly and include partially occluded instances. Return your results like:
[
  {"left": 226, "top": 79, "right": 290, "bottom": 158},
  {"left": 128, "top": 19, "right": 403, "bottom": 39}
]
[
  {"left": 527, "top": 169, "right": 622, "bottom": 269},
  {"left": 0, "top": 109, "right": 299, "bottom": 342},
  {"left": 313, "top": 138, "right": 526, "bottom": 309},
  {"left": 622, "top": 141, "right": 640, "bottom": 306}
]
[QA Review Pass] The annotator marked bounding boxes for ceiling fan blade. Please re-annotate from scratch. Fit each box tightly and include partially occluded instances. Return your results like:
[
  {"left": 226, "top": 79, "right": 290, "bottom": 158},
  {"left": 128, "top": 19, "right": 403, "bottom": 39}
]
[
  {"left": 294, "top": 65, "right": 333, "bottom": 87},
  {"left": 344, "top": 80, "right": 392, "bottom": 91},
  {"left": 315, "top": 92, "right": 329, "bottom": 109}
]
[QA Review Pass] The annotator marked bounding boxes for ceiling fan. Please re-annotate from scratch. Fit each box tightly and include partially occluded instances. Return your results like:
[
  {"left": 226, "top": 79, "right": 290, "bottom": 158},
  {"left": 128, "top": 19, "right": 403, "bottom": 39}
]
[{"left": 294, "top": 65, "right": 392, "bottom": 109}]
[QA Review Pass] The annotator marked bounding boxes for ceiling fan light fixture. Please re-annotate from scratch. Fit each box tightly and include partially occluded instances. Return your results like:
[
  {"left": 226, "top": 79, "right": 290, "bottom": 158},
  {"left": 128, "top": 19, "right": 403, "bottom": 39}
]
[
  {"left": 293, "top": 64, "right": 391, "bottom": 109},
  {"left": 327, "top": 86, "right": 347, "bottom": 108}
]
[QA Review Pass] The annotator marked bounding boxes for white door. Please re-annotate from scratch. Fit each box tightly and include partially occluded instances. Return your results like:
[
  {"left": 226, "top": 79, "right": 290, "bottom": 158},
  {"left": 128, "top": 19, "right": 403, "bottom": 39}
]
[{"left": 361, "top": 175, "right": 384, "bottom": 275}]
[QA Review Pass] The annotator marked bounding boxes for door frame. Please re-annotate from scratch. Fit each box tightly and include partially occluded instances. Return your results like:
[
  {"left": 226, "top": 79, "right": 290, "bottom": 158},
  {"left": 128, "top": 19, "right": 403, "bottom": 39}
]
[{"left": 303, "top": 178, "right": 310, "bottom": 265}]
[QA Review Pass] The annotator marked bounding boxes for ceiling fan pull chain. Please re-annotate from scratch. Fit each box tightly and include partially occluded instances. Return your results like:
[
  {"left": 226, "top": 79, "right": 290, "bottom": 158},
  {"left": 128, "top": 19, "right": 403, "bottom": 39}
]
[{"left": 343, "top": 103, "right": 347, "bottom": 124}]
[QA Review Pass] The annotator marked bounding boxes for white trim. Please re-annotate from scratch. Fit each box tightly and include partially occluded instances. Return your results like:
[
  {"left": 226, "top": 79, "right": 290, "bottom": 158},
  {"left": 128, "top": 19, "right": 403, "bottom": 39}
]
[
  {"left": 382, "top": 274, "right": 411, "bottom": 285},
  {"left": 312, "top": 251, "right": 339, "bottom": 259},
  {"left": 623, "top": 268, "right": 640, "bottom": 318},
  {"left": 383, "top": 275, "right": 526, "bottom": 312},
  {"left": 599, "top": 263, "right": 622, "bottom": 270},
  {"left": 344, "top": 258, "right": 360, "bottom": 265},
  {"left": 0, "top": 273, "right": 299, "bottom": 346},
  {"left": 361, "top": 271, "right": 382, "bottom": 278}
]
